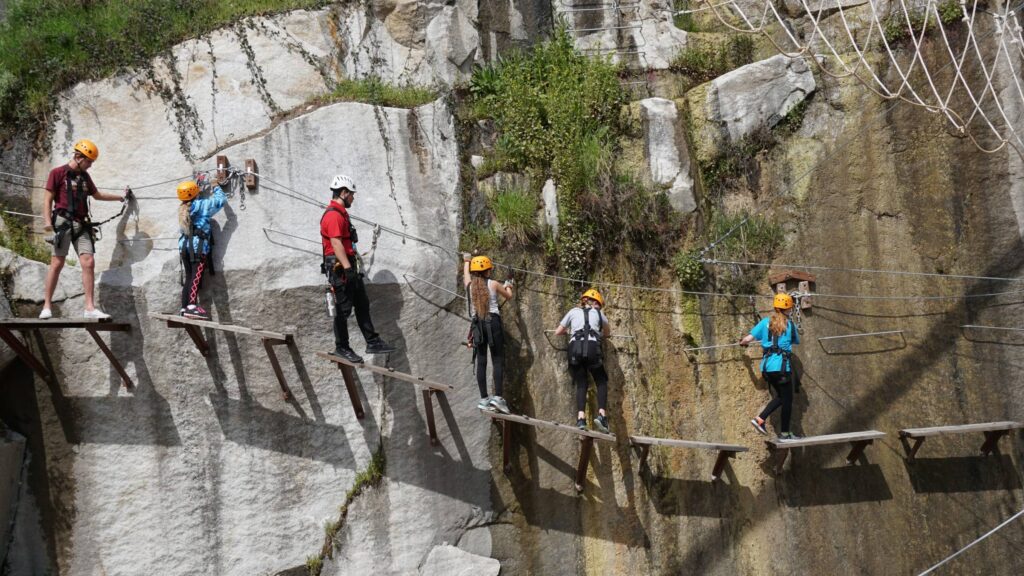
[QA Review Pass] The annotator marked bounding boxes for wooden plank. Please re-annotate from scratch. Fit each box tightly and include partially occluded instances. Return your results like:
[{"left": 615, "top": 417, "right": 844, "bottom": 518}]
[
  {"left": 478, "top": 409, "right": 616, "bottom": 442},
  {"left": 262, "top": 338, "right": 291, "bottom": 401},
  {"left": 899, "top": 421, "right": 1023, "bottom": 438},
  {"left": 980, "top": 430, "right": 1010, "bottom": 456},
  {"left": 423, "top": 389, "right": 439, "bottom": 445},
  {"left": 765, "top": 430, "right": 885, "bottom": 449},
  {"left": 711, "top": 451, "right": 738, "bottom": 480},
  {"left": 85, "top": 327, "right": 135, "bottom": 390},
  {"left": 316, "top": 351, "right": 454, "bottom": 392},
  {"left": 182, "top": 325, "right": 210, "bottom": 356},
  {"left": 150, "top": 313, "right": 291, "bottom": 342},
  {"left": 0, "top": 318, "right": 128, "bottom": 331},
  {"left": 628, "top": 434, "right": 748, "bottom": 453}
]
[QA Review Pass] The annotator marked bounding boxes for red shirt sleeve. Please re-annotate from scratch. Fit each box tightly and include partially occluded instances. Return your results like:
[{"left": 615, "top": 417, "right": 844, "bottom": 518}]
[{"left": 45, "top": 166, "right": 63, "bottom": 193}]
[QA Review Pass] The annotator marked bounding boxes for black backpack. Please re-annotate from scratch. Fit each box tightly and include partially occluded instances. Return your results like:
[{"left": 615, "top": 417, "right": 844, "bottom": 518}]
[{"left": 568, "top": 307, "right": 603, "bottom": 367}]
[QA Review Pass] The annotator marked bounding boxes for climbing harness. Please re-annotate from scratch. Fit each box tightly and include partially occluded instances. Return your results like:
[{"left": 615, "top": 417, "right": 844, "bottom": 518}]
[{"left": 568, "top": 306, "right": 603, "bottom": 367}]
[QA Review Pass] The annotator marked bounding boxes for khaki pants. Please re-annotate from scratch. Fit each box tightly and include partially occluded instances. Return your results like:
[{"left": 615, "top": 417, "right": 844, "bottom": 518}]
[{"left": 51, "top": 215, "right": 95, "bottom": 257}]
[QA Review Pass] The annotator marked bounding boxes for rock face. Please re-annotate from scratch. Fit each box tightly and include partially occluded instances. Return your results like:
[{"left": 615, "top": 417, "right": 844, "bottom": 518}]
[
  {"left": 556, "top": 0, "right": 687, "bottom": 69},
  {"left": 2, "top": 4, "right": 1024, "bottom": 576},
  {"left": 0, "top": 429, "right": 25, "bottom": 566},
  {"left": 687, "top": 54, "right": 816, "bottom": 164},
  {"left": 639, "top": 97, "right": 696, "bottom": 212}
]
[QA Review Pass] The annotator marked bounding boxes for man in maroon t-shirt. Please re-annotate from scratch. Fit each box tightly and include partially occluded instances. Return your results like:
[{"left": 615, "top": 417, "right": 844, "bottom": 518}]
[
  {"left": 321, "top": 174, "right": 396, "bottom": 363},
  {"left": 39, "top": 139, "right": 127, "bottom": 320}
]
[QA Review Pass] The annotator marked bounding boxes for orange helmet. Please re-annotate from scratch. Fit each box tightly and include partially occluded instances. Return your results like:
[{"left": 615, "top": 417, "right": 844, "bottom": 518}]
[
  {"left": 582, "top": 288, "right": 604, "bottom": 307},
  {"left": 176, "top": 181, "right": 200, "bottom": 202},
  {"left": 73, "top": 139, "right": 99, "bottom": 161},
  {"left": 773, "top": 292, "right": 794, "bottom": 310},
  {"left": 469, "top": 255, "right": 493, "bottom": 272}
]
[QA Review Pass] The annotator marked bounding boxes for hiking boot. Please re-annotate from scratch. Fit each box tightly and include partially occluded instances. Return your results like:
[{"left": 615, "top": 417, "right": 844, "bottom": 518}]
[
  {"left": 477, "top": 397, "right": 494, "bottom": 411},
  {"left": 330, "top": 347, "right": 364, "bottom": 364},
  {"left": 182, "top": 305, "right": 210, "bottom": 321},
  {"left": 489, "top": 396, "right": 511, "bottom": 414},
  {"left": 38, "top": 308, "right": 53, "bottom": 320},
  {"left": 750, "top": 417, "right": 768, "bottom": 436},
  {"left": 365, "top": 339, "right": 397, "bottom": 355},
  {"left": 576, "top": 418, "right": 587, "bottom": 430},
  {"left": 593, "top": 414, "right": 610, "bottom": 434}
]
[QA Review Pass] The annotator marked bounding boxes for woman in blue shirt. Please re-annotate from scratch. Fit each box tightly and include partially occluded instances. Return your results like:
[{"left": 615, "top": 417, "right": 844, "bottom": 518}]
[
  {"left": 739, "top": 293, "right": 800, "bottom": 440},
  {"left": 177, "top": 176, "right": 226, "bottom": 320}
]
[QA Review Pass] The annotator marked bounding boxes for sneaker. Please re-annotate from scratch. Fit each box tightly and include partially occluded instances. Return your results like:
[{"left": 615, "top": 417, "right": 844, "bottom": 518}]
[
  {"left": 182, "top": 305, "right": 210, "bottom": 321},
  {"left": 778, "top": 432, "right": 802, "bottom": 442},
  {"left": 38, "top": 308, "right": 53, "bottom": 320},
  {"left": 576, "top": 418, "right": 587, "bottom": 430},
  {"left": 330, "top": 347, "right": 364, "bottom": 364},
  {"left": 365, "top": 339, "right": 397, "bottom": 355},
  {"left": 83, "top": 308, "right": 111, "bottom": 319},
  {"left": 179, "top": 307, "right": 187, "bottom": 316},
  {"left": 477, "top": 397, "right": 494, "bottom": 411},
  {"left": 489, "top": 396, "right": 511, "bottom": 414},
  {"left": 593, "top": 414, "right": 610, "bottom": 434},
  {"left": 750, "top": 417, "right": 768, "bottom": 435}
]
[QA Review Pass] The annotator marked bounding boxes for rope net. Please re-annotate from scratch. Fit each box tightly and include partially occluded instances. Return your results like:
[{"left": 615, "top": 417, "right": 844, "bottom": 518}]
[{"left": 681, "top": 0, "right": 1024, "bottom": 155}]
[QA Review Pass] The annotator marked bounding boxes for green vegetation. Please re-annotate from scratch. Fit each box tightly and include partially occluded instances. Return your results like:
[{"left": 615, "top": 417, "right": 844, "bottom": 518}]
[
  {"left": 882, "top": 1, "right": 965, "bottom": 44},
  {"left": 671, "top": 35, "right": 755, "bottom": 86},
  {"left": 0, "top": 0, "right": 329, "bottom": 131},
  {"left": 469, "top": 28, "right": 684, "bottom": 279},
  {"left": 306, "top": 446, "right": 386, "bottom": 575},
  {"left": 704, "top": 212, "right": 783, "bottom": 293},
  {"left": 672, "top": 1, "right": 697, "bottom": 32},
  {"left": 491, "top": 187, "right": 539, "bottom": 246},
  {"left": 0, "top": 208, "right": 50, "bottom": 263},
  {"left": 321, "top": 76, "right": 437, "bottom": 109},
  {"left": 459, "top": 223, "right": 500, "bottom": 254},
  {"left": 673, "top": 249, "right": 705, "bottom": 291}
]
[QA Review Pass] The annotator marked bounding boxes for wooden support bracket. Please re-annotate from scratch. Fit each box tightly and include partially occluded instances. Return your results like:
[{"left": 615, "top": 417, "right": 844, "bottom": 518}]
[
  {"left": 262, "top": 337, "right": 291, "bottom": 401},
  {"left": 845, "top": 439, "right": 873, "bottom": 464},
  {"left": 980, "top": 430, "right": 1009, "bottom": 455},
  {"left": 575, "top": 437, "right": 595, "bottom": 493},
  {"left": 422, "top": 389, "right": 439, "bottom": 445},
  {"left": 900, "top": 435, "right": 926, "bottom": 460},
  {"left": 0, "top": 327, "right": 53, "bottom": 382},
  {"left": 85, "top": 327, "right": 135, "bottom": 389},
  {"left": 711, "top": 450, "right": 737, "bottom": 481},
  {"left": 502, "top": 420, "right": 512, "bottom": 474},
  {"left": 769, "top": 446, "right": 790, "bottom": 474},
  {"left": 337, "top": 364, "right": 365, "bottom": 419},
  {"left": 635, "top": 444, "right": 651, "bottom": 469},
  {"left": 170, "top": 321, "right": 210, "bottom": 357}
]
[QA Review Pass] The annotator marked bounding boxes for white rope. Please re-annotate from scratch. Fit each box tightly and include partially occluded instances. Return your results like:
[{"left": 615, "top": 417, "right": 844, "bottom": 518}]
[{"left": 917, "top": 508, "right": 1024, "bottom": 575}]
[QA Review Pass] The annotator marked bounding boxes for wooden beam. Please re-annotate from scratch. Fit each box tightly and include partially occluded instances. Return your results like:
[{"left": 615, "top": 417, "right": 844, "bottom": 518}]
[
  {"left": 502, "top": 419, "right": 512, "bottom": 473},
  {"left": 336, "top": 363, "right": 365, "bottom": 419},
  {"left": 711, "top": 450, "right": 737, "bottom": 481},
  {"left": 575, "top": 437, "right": 594, "bottom": 493},
  {"left": 262, "top": 338, "right": 291, "bottom": 401},
  {"left": 244, "top": 159, "right": 258, "bottom": 190},
  {"left": 478, "top": 410, "right": 615, "bottom": 442},
  {"left": 0, "top": 327, "right": 52, "bottom": 382},
  {"left": 845, "top": 439, "right": 873, "bottom": 464},
  {"left": 0, "top": 318, "right": 128, "bottom": 330},
  {"left": 85, "top": 327, "right": 135, "bottom": 390},
  {"left": 180, "top": 324, "right": 210, "bottom": 356},
  {"left": 316, "top": 352, "right": 453, "bottom": 392},
  {"left": 981, "top": 430, "right": 1010, "bottom": 455},
  {"left": 151, "top": 313, "right": 290, "bottom": 341},
  {"left": 422, "top": 389, "right": 439, "bottom": 445}
]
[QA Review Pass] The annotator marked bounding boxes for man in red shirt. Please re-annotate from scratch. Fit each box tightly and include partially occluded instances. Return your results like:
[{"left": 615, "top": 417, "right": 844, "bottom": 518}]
[
  {"left": 321, "top": 174, "right": 396, "bottom": 363},
  {"left": 39, "top": 139, "right": 128, "bottom": 320}
]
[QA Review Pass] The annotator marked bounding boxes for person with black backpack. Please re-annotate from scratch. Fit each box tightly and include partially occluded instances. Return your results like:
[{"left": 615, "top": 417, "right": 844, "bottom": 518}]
[
  {"left": 463, "top": 253, "right": 513, "bottom": 414},
  {"left": 740, "top": 292, "right": 801, "bottom": 441},
  {"left": 554, "top": 288, "right": 612, "bottom": 433}
]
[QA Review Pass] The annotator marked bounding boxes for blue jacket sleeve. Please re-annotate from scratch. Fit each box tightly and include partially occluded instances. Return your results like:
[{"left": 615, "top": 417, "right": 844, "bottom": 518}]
[{"left": 195, "top": 185, "right": 227, "bottom": 218}]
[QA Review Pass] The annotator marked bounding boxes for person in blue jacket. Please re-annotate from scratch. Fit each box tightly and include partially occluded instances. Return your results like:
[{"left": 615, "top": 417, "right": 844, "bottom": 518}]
[
  {"left": 740, "top": 292, "right": 801, "bottom": 440},
  {"left": 176, "top": 175, "right": 226, "bottom": 320}
]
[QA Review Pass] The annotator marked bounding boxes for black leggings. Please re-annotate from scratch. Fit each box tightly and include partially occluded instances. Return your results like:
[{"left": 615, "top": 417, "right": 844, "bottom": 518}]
[
  {"left": 759, "top": 371, "right": 794, "bottom": 433},
  {"left": 475, "top": 315, "right": 505, "bottom": 398},
  {"left": 571, "top": 360, "right": 608, "bottom": 413}
]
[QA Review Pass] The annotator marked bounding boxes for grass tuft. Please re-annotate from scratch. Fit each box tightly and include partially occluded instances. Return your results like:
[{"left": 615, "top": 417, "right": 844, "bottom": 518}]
[
  {"left": 0, "top": 208, "right": 50, "bottom": 263},
  {"left": 321, "top": 76, "right": 437, "bottom": 109}
]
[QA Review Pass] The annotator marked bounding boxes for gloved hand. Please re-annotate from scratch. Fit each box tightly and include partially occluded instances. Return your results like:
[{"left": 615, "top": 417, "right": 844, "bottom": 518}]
[
  {"left": 503, "top": 279, "right": 514, "bottom": 289},
  {"left": 344, "top": 267, "right": 359, "bottom": 284},
  {"left": 462, "top": 252, "right": 472, "bottom": 263}
]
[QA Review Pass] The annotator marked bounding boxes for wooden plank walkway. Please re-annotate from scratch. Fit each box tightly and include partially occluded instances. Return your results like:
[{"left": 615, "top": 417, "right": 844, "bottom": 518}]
[
  {"left": 765, "top": 430, "right": 886, "bottom": 473},
  {"left": 150, "top": 313, "right": 295, "bottom": 400},
  {"left": 318, "top": 352, "right": 451, "bottom": 445},
  {"left": 898, "top": 421, "right": 1023, "bottom": 458},
  {"left": 628, "top": 434, "right": 748, "bottom": 480},
  {"left": 479, "top": 409, "right": 615, "bottom": 493},
  {"left": 0, "top": 317, "right": 134, "bottom": 389}
]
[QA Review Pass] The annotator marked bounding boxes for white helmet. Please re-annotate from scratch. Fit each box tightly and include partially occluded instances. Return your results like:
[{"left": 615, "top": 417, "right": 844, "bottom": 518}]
[{"left": 330, "top": 174, "right": 356, "bottom": 193}]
